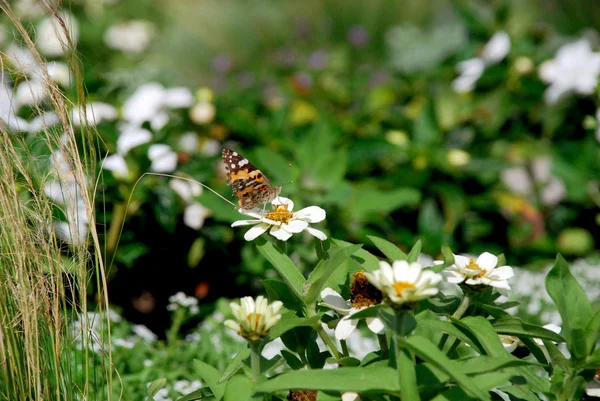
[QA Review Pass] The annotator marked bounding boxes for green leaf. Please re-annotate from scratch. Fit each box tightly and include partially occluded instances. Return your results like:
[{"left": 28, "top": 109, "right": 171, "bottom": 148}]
[
  {"left": 367, "top": 235, "right": 407, "bottom": 261},
  {"left": 456, "top": 356, "right": 538, "bottom": 375},
  {"left": 255, "top": 237, "right": 305, "bottom": 301},
  {"left": 492, "top": 316, "right": 564, "bottom": 343},
  {"left": 454, "top": 316, "right": 507, "bottom": 357},
  {"left": 545, "top": 254, "right": 592, "bottom": 360},
  {"left": 379, "top": 310, "right": 417, "bottom": 336},
  {"left": 254, "top": 366, "right": 400, "bottom": 393},
  {"left": 224, "top": 375, "right": 254, "bottom": 401},
  {"left": 440, "top": 245, "right": 455, "bottom": 266},
  {"left": 543, "top": 341, "right": 570, "bottom": 371},
  {"left": 398, "top": 348, "right": 420, "bottom": 401},
  {"left": 415, "top": 314, "right": 479, "bottom": 350},
  {"left": 333, "top": 239, "right": 380, "bottom": 272},
  {"left": 578, "top": 347, "right": 600, "bottom": 370},
  {"left": 399, "top": 336, "right": 490, "bottom": 400},
  {"left": 281, "top": 350, "right": 304, "bottom": 370},
  {"left": 304, "top": 244, "right": 362, "bottom": 306},
  {"left": 194, "top": 360, "right": 226, "bottom": 401},
  {"left": 499, "top": 386, "right": 541, "bottom": 401},
  {"left": 281, "top": 326, "right": 314, "bottom": 355},
  {"left": 176, "top": 388, "right": 212, "bottom": 401},
  {"left": 349, "top": 185, "right": 421, "bottom": 222},
  {"left": 219, "top": 348, "right": 251, "bottom": 383},
  {"left": 146, "top": 378, "right": 167, "bottom": 401},
  {"left": 585, "top": 309, "right": 600, "bottom": 355},
  {"left": 519, "top": 337, "right": 551, "bottom": 374},
  {"left": 406, "top": 240, "right": 422, "bottom": 263},
  {"left": 263, "top": 279, "right": 302, "bottom": 311},
  {"left": 268, "top": 313, "right": 320, "bottom": 340},
  {"left": 306, "top": 340, "right": 328, "bottom": 369}
]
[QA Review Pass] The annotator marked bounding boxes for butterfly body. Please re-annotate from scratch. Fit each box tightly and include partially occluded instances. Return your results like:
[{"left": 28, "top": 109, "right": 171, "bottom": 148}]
[{"left": 222, "top": 149, "right": 282, "bottom": 210}]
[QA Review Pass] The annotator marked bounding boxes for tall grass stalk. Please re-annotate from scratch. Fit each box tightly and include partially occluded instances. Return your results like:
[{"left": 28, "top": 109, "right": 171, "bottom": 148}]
[{"left": 0, "top": 1, "right": 113, "bottom": 399}]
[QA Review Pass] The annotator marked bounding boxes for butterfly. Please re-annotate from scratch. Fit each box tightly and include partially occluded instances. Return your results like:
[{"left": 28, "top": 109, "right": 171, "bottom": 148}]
[{"left": 222, "top": 149, "right": 282, "bottom": 210}]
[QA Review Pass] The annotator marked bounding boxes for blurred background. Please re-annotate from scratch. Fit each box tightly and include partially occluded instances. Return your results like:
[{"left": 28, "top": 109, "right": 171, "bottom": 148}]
[{"left": 1, "top": 0, "right": 599, "bottom": 398}]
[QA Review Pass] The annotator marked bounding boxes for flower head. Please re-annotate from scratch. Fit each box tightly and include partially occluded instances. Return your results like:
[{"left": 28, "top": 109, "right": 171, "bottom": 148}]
[
  {"left": 539, "top": 39, "right": 600, "bottom": 104},
  {"left": 320, "top": 272, "right": 384, "bottom": 340},
  {"left": 443, "top": 252, "right": 514, "bottom": 295},
  {"left": 231, "top": 197, "right": 326, "bottom": 241},
  {"left": 167, "top": 291, "right": 199, "bottom": 315},
  {"left": 364, "top": 261, "right": 442, "bottom": 306},
  {"left": 224, "top": 296, "right": 283, "bottom": 342}
]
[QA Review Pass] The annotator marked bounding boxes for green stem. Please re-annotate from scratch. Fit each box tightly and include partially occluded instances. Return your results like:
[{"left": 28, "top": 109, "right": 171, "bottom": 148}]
[
  {"left": 250, "top": 342, "right": 262, "bottom": 383},
  {"left": 340, "top": 339, "right": 349, "bottom": 357},
  {"left": 316, "top": 325, "right": 341, "bottom": 360},
  {"left": 446, "top": 338, "right": 462, "bottom": 357},
  {"left": 438, "top": 295, "right": 470, "bottom": 350},
  {"left": 378, "top": 333, "right": 389, "bottom": 357}
]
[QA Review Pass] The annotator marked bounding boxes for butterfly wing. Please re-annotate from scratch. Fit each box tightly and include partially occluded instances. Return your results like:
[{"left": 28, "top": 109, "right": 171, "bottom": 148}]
[{"left": 222, "top": 149, "right": 274, "bottom": 209}]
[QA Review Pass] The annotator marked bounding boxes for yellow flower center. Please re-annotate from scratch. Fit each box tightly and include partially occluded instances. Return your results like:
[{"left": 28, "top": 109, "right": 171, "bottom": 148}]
[
  {"left": 466, "top": 258, "right": 487, "bottom": 278},
  {"left": 392, "top": 281, "right": 415, "bottom": 297},
  {"left": 265, "top": 204, "right": 293, "bottom": 224}
]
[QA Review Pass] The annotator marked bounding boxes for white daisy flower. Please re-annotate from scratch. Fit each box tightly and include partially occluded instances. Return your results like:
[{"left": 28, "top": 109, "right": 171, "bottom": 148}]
[
  {"left": 452, "top": 31, "right": 510, "bottom": 93},
  {"left": 539, "top": 39, "right": 600, "bottom": 104},
  {"left": 364, "top": 260, "right": 442, "bottom": 305},
  {"left": 103, "top": 154, "right": 129, "bottom": 179},
  {"left": 443, "top": 252, "right": 514, "bottom": 295},
  {"left": 499, "top": 335, "right": 518, "bottom": 353},
  {"left": 72, "top": 102, "right": 118, "bottom": 126},
  {"left": 104, "top": 20, "right": 155, "bottom": 54},
  {"left": 231, "top": 197, "right": 326, "bottom": 241},
  {"left": 36, "top": 12, "right": 79, "bottom": 57},
  {"left": 122, "top": 82, "right": 193, "bottom": 130},
  {"left": 167, "top": 291, "right": 199, "bottom": 315},
  {"left": 117, "top": 124, "right": 152, "bottom": 155},
  {"left": 320, "top": 287, "right": 384, "bottom": 341},
  {"left": 132, "top": 324, "right": 157, "bottom": 342},
  {"left": 148, "top": 144, "right": 177, "bottom": 173},
  {"left": 224, "top": 296, "right": 283, "bottom": 342},
  {"left": 169, "top": 178, "right": 211, "bottom": 230}
]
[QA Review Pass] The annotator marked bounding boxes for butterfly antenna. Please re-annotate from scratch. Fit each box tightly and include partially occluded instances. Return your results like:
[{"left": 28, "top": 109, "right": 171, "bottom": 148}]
[{"left": 139, "top": 172, "right": 237, "bottom": 208}]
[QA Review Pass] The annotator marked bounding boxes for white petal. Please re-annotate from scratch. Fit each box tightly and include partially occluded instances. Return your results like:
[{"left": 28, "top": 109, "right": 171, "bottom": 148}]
[
  {"left": 543, "top": 324, "right": 561, "bottom": 334},
  {"left": 283, "top": 219, "right": 309, "bottom": 233},
  {"left": 454, "top": 255, "right": 470, "bottom": 269},
  {"left": 342, "top": 392, "right": 361, "bottom": 401},
  {"left": 476, "top": 252, "right": 498, "bottom": 270},
  {"left": 103, "top": 154, "right": 129, "bottom": 178},
  {"left": 391, "top": 260, "right": 410, "bottom": 282},
  {"left": 117, "top": 127, "right": 152, "bottom": 154},
  {"left": 335, "top": 315, "right": 358, "bottom": 340},
  {"left": 481, "top": 31, "right": 510, "bottom": 65},
  {"left": 366, "top": 317, "right": 385, "bottom": 334},
  {"left": 231, "top": 219, "right": 261, "bottom": 227},
  {"left": 183, "top": 203, "right": 210, "bottom": 229},
  {"left": 320, "top": 288, "right": 351, "bottom": 313},
  {"left": 269, "top": 225, "right": 293, "bottom": 241},
  {"left": 305, "top": 226, "right": 327, "bottom": 240},
  {"left": 443, "top": 270, "right": 466, "bottom": 284},
  {"left": 244, "top": 223, "right": 269, "bottom": 241},
  {"left": 293, "top": 206, "right": 326, "bottom": 223},
  {"left": 488, "top": 265, "right": 514, "bottom": 280},
  {"left": 272, "top": 197, "right": 293, "bottom": 211}
]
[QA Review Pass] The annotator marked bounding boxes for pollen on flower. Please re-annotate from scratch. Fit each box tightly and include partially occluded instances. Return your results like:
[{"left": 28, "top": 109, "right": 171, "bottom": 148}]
[
  {"left": 466, "top": 258, "right": 487, "bottom": 278},
  {"left": 247, "top": 313, "right": 261, "bottom": 324},
  {"left": 266, "top": 203, "right": 293, "bottom": 223},
  {"left": 351, "top": 271, "right": 383, "bottom": 308},
  {"left": 392, "top": 281, "right": 415, "bottom": 297}
]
